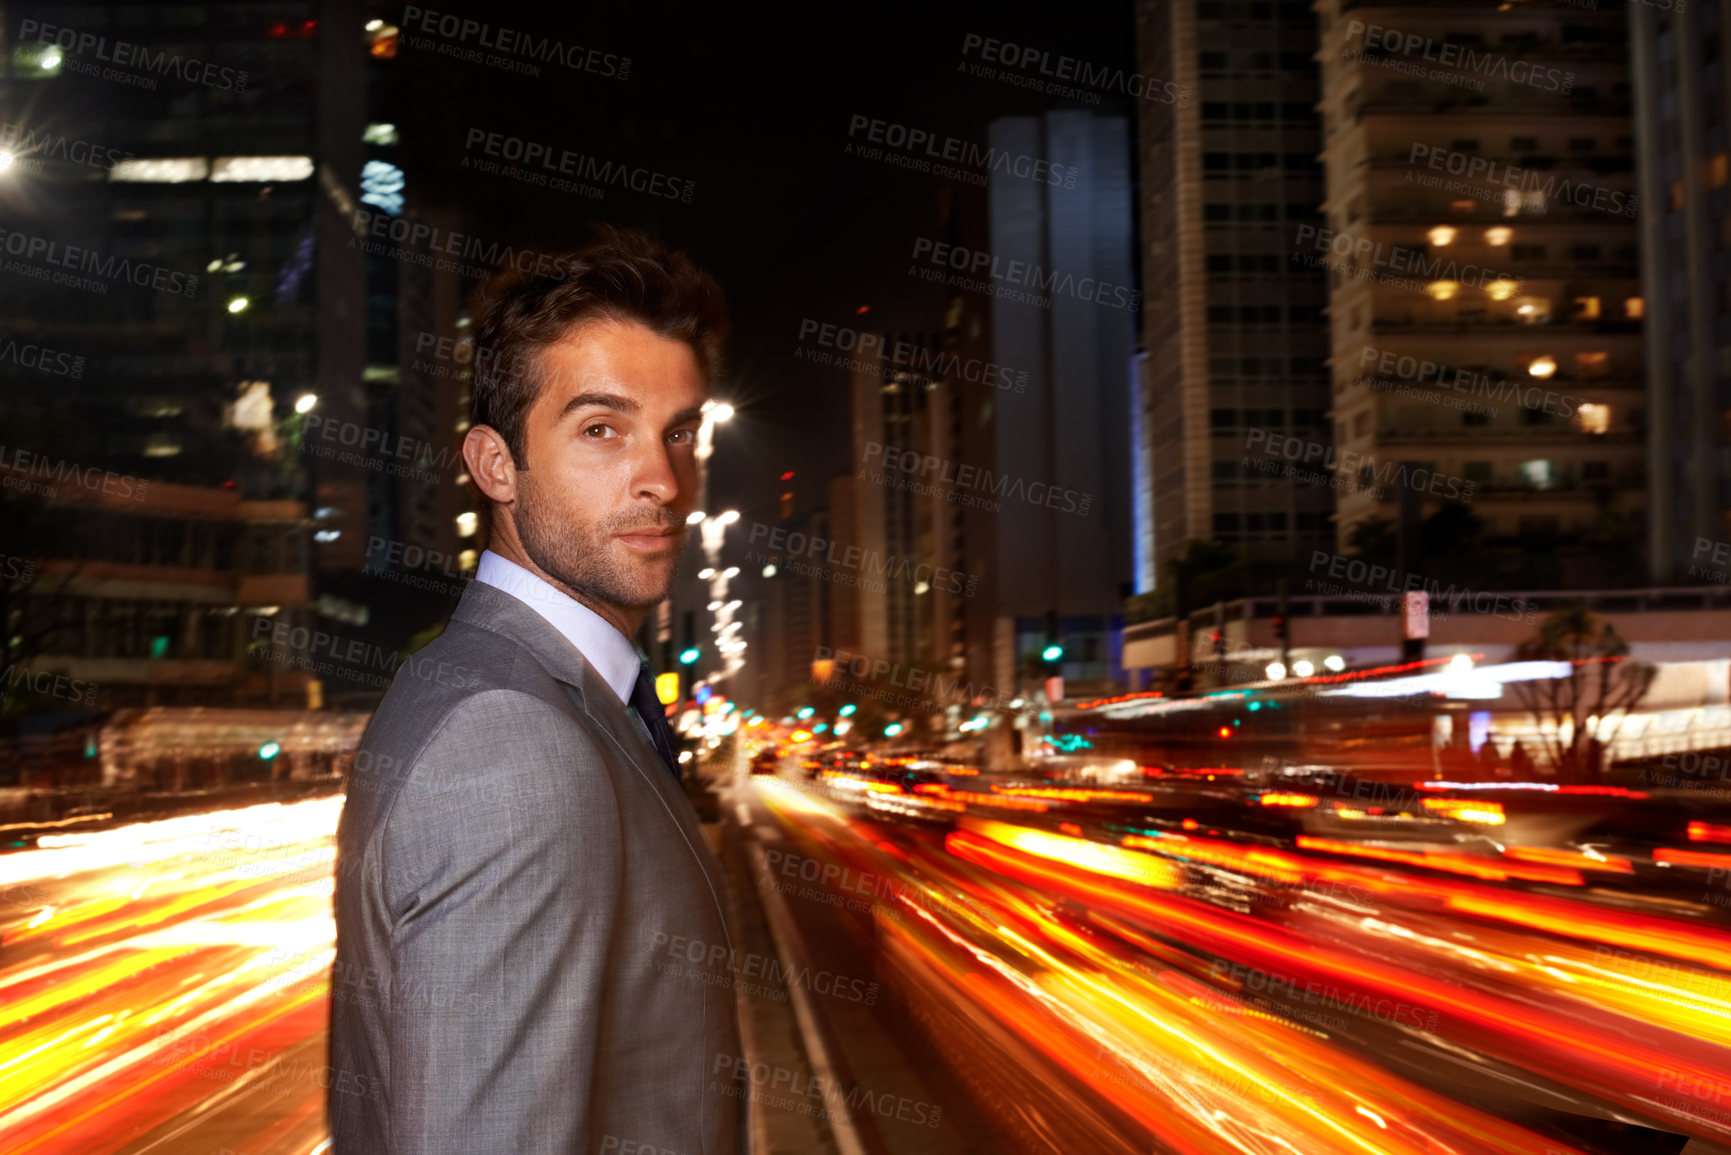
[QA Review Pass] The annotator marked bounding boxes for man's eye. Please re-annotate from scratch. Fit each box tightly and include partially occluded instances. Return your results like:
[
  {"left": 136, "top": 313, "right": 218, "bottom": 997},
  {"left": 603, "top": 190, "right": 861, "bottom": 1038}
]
[
  {"left": 668, "top": 428, "right": 696, "bottom": 446},
  {"left": 583, "top": 423, "right": 617, "bottom": 439}
]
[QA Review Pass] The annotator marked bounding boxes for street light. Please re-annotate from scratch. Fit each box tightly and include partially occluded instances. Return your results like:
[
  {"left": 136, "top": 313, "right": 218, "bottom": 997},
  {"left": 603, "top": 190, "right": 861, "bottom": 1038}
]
[{"left": 294, "top": 393, "right": 318, "bottom": 414}]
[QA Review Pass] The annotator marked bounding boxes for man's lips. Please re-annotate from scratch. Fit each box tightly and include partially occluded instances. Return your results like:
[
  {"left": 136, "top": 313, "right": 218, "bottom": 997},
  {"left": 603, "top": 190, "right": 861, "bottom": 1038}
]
[{"left": 616, "top": 527, "right": 677, "bottom": 550}]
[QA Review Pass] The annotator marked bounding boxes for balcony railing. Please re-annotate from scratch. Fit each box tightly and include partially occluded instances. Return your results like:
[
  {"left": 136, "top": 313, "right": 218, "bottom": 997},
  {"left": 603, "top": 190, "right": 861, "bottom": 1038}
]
[
  {"left": 1355, "top": 99, "right": 1635, "bottom": 119},
  {"left": 1363, "top": 156, "right": 1635, "bottom": 176},
  {"left": 1375, "top": 428, "right": 1643, "bottom": 443},
  {"left": 1373, "top": 318, "right": 1643, "bottom": 335}
]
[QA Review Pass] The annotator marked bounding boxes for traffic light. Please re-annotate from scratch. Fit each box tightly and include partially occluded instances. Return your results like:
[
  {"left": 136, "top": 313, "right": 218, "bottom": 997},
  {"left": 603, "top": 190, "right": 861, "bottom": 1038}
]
[
  {"left": 679, "top": 647, "right": 700, "bottom": 665},
  {"left": 839, "top": 704, "right": 856, "bottom": 717},
  {"left": 1209, "top": 629, "right": 1225, "bottom": 658},
  {"left": 258, "top": 741, "right": 281, "bottom": 760},
  {"left": 1272, "top": 615, "right": 1288, "bottom": 644},
  {"left": 1041, "top": 643, "right": 1063, "bottom": 663}
]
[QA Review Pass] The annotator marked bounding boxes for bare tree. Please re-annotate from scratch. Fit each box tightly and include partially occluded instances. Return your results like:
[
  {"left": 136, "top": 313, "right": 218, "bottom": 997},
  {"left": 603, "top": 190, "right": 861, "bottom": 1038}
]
[{"left": 1509, "top": 600, "right": 1656, "bottom": 782}]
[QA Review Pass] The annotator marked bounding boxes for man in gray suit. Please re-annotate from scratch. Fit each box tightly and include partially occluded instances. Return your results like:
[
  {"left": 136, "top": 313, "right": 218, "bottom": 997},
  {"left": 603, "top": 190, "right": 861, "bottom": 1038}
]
[{"left": 330, "top": 227, "right": 746, "bottom": 1154}]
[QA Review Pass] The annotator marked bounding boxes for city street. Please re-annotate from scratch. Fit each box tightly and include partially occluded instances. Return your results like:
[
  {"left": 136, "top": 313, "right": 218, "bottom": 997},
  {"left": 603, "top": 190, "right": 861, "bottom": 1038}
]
[
  {"left": 4, "top": 0, "right": 1729, "bottom": 1150},
  {"left": 12, "top": 751, "right": 1731, "bottom": 1154},
  {"left": 0, "top": 800, "right": 338, "bottom": 1155},
  {"left": 719, "top": 754, "right": 1731, "bottom": 1155}
]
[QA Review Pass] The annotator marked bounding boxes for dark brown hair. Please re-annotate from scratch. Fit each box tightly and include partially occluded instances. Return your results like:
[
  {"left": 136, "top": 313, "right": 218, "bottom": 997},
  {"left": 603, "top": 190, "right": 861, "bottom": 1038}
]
[{"left": 467, "top": 225, "right": 729, "bottom": 469}]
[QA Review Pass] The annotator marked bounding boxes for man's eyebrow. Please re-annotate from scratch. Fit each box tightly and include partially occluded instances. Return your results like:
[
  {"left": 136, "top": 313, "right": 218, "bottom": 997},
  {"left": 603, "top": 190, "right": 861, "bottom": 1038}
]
[
  {"left": 556, "top": 391, "right": 639, "bottom": 422},
  {"left": 668, "top": 406, "right": 704, "bottom": 426}
]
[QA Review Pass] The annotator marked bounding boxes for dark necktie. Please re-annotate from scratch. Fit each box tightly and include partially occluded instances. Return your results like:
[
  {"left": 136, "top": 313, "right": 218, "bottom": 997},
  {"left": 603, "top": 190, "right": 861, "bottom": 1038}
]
[{"left": 628, "top": 662, "right": 682, "bottom": 784}]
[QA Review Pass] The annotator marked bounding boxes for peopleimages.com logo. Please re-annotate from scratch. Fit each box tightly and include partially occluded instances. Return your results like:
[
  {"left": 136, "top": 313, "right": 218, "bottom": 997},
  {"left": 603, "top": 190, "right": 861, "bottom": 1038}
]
[
  {"left": 462, "top": 127, "right": 695, "bottom": 203},
  {"left": 397, "top": 6, "right": 630, "bottom": 79},
  {"left": 959, "top": 33, "right": 1190, "bottom": 106},
  {"left": 348, "top": 209, "right": 573, "bottom": 282},
  {"left": 909, "top": 237, "right": 1139, "bottom": 312},
  {"left": 0, "top": 122, "right": 132, "bottom": 171},
  {"left": 19, "top": 19, "right": 248, "bottom": 91},
  {"left": 1343, "top": 21, "right": 1573, "bottom": 94},
  {"left": 0, "top": 227, "right": 198, "bottom": 297}
]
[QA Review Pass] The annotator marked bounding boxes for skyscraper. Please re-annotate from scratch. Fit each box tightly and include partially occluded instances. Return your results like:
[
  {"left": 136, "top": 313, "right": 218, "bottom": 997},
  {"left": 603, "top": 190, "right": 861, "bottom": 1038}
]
[
  {"left": 982, "top": 109, "right": 1137, "bottom": 692},
  {"left": 1136, "top": 0, "right": 1333, "bottom": 578},
  {"left": 1631, "top": 0, "right": 1731, "bottom": 582},
  {"left": 1313, "top": 0, "right": 1644, "bottom": 581},
  {"left": 0, "top": 4, "right": 340, "bottom": 709}
]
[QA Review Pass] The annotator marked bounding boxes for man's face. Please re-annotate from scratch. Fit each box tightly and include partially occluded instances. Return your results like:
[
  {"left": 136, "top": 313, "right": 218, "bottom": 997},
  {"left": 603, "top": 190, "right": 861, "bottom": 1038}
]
[{"left": 509, "top": 317, "right": 706, "bottom": 611}]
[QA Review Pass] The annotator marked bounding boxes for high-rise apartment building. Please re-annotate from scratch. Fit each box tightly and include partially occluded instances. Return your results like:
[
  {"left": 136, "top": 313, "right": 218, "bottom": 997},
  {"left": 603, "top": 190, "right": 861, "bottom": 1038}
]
[
  {"left": 0, "top": 4, "right": 469, "bottom": 712},
  {"left": 1314, "top": 0, "right": 1644, "bottom": 573},
  {"left": 1631, "top": 0, "right": 1731, "bottom": 582},
  {"left": 982, "top": 110, "right": 1137, "bottom": 692},
  {"left": 1137, "top": 0, "right": 1334, "bottom": 577},
  {"left": 840, "top": 332, "right": 966, "bottom": 672}
]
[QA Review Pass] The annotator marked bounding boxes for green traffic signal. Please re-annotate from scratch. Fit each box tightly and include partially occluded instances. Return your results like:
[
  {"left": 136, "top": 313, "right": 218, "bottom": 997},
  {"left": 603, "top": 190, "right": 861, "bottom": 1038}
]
[
  {"left": 1041, "top": 644, "right": 1063, "bottom": 662},
  {"left": 679, "top": 647, "right": 700, "bottom": 664}
]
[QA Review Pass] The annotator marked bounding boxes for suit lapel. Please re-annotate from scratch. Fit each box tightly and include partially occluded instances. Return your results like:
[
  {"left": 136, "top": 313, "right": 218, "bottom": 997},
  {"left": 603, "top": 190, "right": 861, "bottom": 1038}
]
[
  {"left": 449, "top": 581, "right": 661, "bottom": 769},
  {"left": 447, "top": 579, "right": 711, "bottom": 842}
]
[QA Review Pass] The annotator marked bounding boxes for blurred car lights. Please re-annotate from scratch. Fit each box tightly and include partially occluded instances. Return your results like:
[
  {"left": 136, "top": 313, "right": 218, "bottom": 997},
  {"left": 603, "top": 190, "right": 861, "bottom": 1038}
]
[
  {"left": 1257, "top": 793, "right": 1320, "bottom": 808},
  {"left": 1422, "top": 797, "right": 1505, "bottom": 824},
  {"left": 1688, "top": 821, "right": 1731, "bottom": 843}
]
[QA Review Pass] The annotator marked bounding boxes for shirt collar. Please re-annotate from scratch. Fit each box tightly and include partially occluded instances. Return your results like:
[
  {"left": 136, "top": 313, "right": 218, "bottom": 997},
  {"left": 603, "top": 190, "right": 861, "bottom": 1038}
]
[{"left": 473, "top": 549, "right": 642, "bottom": 704}]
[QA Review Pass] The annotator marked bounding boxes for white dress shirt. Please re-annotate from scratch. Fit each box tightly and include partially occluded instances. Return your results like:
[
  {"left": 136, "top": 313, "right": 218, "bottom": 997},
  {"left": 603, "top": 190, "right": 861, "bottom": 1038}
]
[{"left": 473, "top": 549, "right": 641, "bottom": 705}]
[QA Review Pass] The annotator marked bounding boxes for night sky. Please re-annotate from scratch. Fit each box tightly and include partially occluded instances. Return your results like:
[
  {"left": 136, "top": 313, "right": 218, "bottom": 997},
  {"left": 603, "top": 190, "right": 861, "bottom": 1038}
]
[{"left": 388, "top": 0, "right": 1136, "bottom": 529}]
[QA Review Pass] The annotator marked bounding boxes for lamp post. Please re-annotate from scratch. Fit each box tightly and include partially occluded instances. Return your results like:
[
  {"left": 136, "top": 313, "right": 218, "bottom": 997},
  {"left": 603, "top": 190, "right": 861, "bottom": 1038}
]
[
  {"left": 696, "top": 400, "right": 733, "bottom": 514},
  {"left": 695, "top": 511, "right": 745, "bottom": 691},
  {"left": 672, "top": 401, "right": 741, "bottom": 748}
]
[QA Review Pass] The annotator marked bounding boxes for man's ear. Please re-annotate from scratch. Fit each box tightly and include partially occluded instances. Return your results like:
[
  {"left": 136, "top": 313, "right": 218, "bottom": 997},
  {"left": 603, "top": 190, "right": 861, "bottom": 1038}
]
[{"left": 462, "top": 425, "right": 518, "bottom": 507}]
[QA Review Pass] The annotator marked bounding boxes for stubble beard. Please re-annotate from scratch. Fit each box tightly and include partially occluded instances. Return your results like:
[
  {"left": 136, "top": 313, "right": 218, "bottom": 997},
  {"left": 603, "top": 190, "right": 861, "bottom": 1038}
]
[{"left": 512, "top": 474, "right": 684, "bottom": 611}]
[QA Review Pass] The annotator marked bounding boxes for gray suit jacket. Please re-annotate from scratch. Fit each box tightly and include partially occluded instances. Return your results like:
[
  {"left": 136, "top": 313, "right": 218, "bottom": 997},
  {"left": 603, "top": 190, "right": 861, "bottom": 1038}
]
[{"left": 329, "top": 579, "right": 746, "bottom": 1154}]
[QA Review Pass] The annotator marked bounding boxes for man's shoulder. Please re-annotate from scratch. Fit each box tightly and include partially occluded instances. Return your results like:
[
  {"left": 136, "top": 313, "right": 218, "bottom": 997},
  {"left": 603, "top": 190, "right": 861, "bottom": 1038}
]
[
  {"left": 373, "top": 618, "right": 577, "bottom": 725},
  {"left": 349, "top": 620, "right": 593, "bottom": 791}
]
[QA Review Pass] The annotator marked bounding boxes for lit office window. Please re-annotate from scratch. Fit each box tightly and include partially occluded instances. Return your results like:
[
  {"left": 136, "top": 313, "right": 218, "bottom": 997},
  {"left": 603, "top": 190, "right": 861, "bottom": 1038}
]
[
  {"left": 111, "top": 158, "right": 210, "bottom": 183},
  {"left": 210, "top": 156, "right": 315, "bottom": 182}
]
